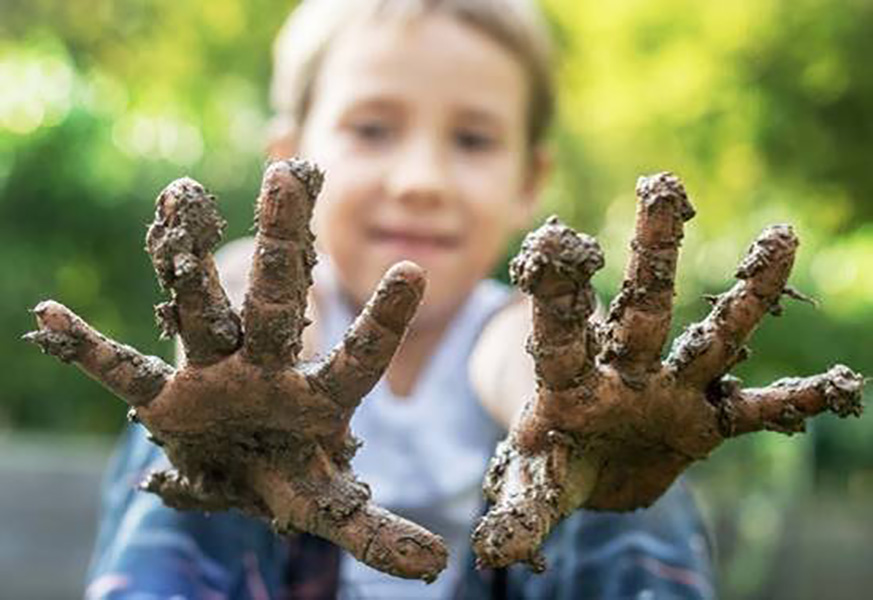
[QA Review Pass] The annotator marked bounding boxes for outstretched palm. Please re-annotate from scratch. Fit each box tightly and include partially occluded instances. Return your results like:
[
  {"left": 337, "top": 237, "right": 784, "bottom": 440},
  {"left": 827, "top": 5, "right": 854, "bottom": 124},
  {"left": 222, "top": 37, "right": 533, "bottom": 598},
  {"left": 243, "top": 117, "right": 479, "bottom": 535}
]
[
  {"left": 472, "top": 173, "right": 864, "bottom": 570},
  {"left": 25, "top": 160, "right": 447, "bottom": 582}
]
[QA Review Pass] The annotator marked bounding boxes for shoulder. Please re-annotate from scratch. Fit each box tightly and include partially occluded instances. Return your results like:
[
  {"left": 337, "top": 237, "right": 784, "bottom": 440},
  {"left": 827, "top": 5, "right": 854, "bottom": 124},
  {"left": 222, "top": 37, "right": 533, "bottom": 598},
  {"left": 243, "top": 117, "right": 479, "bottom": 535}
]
[
  {"left": 473, "top": 294, "right": 530, "bottom": 365},
  {"left": 469, "top": 293, "right": 534, "bottom": 429}
]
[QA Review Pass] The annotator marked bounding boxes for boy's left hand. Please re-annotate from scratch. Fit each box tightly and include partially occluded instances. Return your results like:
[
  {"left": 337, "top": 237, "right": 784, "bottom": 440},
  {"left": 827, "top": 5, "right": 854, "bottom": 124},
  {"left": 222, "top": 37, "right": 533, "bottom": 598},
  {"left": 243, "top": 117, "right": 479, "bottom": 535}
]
[{"left": 472, "top": 173, "right": 864, "bottom": 570}]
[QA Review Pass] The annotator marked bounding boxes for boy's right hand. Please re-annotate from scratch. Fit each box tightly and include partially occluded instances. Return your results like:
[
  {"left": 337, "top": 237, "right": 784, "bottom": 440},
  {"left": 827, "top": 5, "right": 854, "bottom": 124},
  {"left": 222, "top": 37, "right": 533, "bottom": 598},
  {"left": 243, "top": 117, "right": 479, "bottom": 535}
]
[
  {"left": 24, "top": 160, "right": 447, "bottom": 583},
  {"left": 472, "top": 173, "right": 864, "bottom": 571}
]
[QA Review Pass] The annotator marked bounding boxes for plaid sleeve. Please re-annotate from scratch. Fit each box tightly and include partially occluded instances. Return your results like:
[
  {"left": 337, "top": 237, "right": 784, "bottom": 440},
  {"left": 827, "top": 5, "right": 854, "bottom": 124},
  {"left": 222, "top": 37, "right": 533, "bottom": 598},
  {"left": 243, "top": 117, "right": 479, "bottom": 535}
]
[
  {"left": 456, "top": 479, "right": 716, "bottom": 600},
  {"left": 85, "top": 424, "right": 288, "bottom": 600}
]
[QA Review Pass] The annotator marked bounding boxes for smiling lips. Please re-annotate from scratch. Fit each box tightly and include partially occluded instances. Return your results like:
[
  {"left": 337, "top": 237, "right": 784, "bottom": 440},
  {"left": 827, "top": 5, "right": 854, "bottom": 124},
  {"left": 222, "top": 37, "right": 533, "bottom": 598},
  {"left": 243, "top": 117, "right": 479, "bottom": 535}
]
[{"left": 368, "top": 227, "right": 461, "bottom": 256}]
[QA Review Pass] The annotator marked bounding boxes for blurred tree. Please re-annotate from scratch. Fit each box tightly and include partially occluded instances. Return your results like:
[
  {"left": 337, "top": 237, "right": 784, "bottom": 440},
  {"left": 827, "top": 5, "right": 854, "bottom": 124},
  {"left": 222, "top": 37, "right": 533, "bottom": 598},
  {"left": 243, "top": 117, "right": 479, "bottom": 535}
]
[
  {"left": 1, "top": 1, "right": 870, "bottom": 596},
  {"left": 1, "top": 0, "right": 295, "bottom": 431}
]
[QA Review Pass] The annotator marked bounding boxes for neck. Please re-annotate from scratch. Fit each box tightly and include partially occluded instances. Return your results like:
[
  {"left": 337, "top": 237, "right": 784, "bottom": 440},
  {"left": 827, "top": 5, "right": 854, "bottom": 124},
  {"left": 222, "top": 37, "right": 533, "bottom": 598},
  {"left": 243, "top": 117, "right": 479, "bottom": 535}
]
[
  {"left": 334, "top": 284, "right": 468, "bottom": 399},
  {"left": 385, "top": 319, "right": 449, "bottom": 398}
]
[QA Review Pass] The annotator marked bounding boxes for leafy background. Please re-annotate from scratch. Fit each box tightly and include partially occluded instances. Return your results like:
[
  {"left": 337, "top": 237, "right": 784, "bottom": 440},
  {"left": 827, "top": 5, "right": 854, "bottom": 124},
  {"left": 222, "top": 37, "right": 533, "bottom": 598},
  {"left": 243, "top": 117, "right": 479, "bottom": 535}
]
[{"left": 1, "top": 0, "right": 871, "bottom": 597}]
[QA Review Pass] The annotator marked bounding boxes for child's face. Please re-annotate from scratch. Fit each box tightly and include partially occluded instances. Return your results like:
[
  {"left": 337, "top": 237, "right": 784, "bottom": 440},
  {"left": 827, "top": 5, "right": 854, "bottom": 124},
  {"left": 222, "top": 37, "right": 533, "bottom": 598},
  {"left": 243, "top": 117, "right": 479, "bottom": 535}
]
[{"left": 292, "top": 14, "right": 543, "bottom": 324}]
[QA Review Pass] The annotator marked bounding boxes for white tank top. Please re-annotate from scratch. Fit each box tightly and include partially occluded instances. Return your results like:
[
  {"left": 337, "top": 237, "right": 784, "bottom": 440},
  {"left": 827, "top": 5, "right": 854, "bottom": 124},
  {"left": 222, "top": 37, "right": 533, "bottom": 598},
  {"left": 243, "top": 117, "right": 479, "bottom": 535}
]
[{"left": 314, "top": 264, "right": 509, "bottom": 600}]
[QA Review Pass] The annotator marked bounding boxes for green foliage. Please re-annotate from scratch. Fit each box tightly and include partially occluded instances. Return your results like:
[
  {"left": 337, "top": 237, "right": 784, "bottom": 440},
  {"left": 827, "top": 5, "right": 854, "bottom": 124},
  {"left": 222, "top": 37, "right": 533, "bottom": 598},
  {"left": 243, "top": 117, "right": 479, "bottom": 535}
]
[
  {"left": 0, "top": 0, "right": 293, "bottom": 431},
  {"left": 538, "top": 0, "right": 873, "bottom": 473},
  {"left": 0, "top": 2, "right": 870, "bottom": 593}
]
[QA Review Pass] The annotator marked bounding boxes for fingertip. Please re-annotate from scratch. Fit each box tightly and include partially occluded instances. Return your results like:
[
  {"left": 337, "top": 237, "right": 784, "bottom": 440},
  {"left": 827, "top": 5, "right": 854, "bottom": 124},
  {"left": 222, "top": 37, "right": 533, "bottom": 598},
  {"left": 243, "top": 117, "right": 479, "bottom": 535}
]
[
  {"left": 762, "top": 223, "right": 799, "bottom": 246},
  {"left": 156, "top": 177, "right": 207, "bottom": 213},
  {"left": 471, "top": 507, "right": 546, "bottom": 570},
  {"left": 365, "top": 520, "right": 448, "bottom": 581},
  {"left": 31, "top": 299, "right": 57, "bottom": 317},
  {"left": 30, "top": 300, "right": 71, "bottom": 329},
  {"left": 361, "top": 262, "right": 427, "bottom": 333},
  {"left": 510, "top": 218, "right": 603, "bottom": 295},
  {"left": 151, "top": 176, "right": 224, "bottom": 256},
  {"left": 635, "top": 171, "right": 682, "bottom": 199},
  {"left": 262, "top": 159, "right": 295, "bottom": 189},
  {"left": 385, "top": 260, "right": 427, "bottom": 296},
  {"left": 824, "top": 364, "right": 865, "bottom": 418},
  {"left": 736, "top": 224, "right": 799, "bottom": 281},
  {"left": 263, "top": 158, "right": 324, "bottom": 201},
  {"left": 256, "top": 159, "right": 324, "bottom": 239}
]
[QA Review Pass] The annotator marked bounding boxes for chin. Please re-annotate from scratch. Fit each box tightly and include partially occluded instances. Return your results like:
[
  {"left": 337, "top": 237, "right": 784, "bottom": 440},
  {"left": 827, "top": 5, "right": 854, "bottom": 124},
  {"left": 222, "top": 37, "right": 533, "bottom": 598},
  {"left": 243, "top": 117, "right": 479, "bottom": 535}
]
[{"left": 418, "top": 276, "right": 479, "bottom": 323}]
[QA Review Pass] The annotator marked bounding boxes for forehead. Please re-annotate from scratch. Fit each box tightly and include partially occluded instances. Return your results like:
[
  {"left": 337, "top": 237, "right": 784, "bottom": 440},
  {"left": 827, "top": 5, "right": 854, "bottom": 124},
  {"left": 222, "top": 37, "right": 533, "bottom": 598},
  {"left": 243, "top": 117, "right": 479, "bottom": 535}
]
[{"left": 311, "top": 14, "right": 528, "bottom": 122}]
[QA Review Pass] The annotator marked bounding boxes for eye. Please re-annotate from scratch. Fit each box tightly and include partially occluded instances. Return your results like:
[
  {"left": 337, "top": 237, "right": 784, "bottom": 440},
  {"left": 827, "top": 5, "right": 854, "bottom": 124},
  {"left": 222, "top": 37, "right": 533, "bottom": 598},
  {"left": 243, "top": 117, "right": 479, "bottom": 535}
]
[
  {"left": 349, "top": 119, "right": 393, "bottom": 144},
  {"left": 454, "top": 129, "right": 497, "bottom": 152}
]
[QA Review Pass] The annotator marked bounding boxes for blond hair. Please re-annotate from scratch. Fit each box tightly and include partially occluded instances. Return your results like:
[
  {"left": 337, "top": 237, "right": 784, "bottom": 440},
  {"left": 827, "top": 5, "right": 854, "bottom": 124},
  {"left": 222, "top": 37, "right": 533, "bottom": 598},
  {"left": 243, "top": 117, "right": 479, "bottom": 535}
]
[{"left": 270, "top": 0, "right": 554, "bottom": 147}]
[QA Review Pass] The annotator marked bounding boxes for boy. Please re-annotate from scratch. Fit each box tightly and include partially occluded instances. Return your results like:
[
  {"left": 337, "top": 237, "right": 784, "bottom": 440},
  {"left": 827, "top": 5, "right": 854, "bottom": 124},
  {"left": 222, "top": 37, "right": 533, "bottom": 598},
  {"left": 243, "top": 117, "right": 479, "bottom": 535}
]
[{"left": 85, "top": 0, "right": 714, "bottom": 598}]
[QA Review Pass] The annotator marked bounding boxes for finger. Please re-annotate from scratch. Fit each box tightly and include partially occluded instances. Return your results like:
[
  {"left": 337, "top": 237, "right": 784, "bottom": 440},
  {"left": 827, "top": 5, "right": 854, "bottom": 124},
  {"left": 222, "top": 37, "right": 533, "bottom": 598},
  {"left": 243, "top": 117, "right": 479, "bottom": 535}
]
[
  {"left": 146, "top": 177, "right": 241, "bottom": 365},
  {"left": 332, "top": 503, "right": 447, "bottom": 582},
  {"left": 242, "top": 159, "right": 324, "bottom": 367},
  {"left": 24, "top": 300, "right": 173, "bottom": 407},
  {"left": 603, "top": 173, "right": 695, "bottom": 379},
  {"left": 668, "top": 224, "right": 798, "bottom": 387},
  {"left": 141, "top": 468, "right": 235, "bottom": 513},
  {"left": 472, "top": 432, "right": 597, "bottom": 570},
  {"left": 313, "top": 261, "right": 426, "bottom": 408},
  {"left": 713, "top": 365, "right": 864, "bottom": 437},
  {"left": 253, "top": 464, "right": 447, "bottom": 582},
  {"left": 510, "top": 216, "right": 604, "bottom": 391}
]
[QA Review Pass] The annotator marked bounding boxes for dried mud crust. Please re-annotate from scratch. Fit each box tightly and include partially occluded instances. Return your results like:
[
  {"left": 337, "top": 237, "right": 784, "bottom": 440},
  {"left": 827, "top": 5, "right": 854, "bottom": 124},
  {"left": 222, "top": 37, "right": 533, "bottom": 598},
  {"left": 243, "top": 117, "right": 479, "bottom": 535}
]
[
  {"left": 24, "top": 166, "right": 865, "bottom": 577},
  {"left": 472, "top": 172, "right": 865, "bottom": 570},
  {"left": 24, "top": 158, "right": 447, "bottom": 582}
]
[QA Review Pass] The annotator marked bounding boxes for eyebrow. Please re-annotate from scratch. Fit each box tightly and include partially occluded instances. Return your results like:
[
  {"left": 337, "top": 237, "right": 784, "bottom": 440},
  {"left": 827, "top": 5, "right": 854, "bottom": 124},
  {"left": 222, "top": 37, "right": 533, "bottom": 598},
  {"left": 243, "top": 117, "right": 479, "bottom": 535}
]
[
  {"left": 342, "top": 95, "right": 402, "bottom": 114},
  {"left": 455, "top": 107, "right": 507, "bottom": 131}
]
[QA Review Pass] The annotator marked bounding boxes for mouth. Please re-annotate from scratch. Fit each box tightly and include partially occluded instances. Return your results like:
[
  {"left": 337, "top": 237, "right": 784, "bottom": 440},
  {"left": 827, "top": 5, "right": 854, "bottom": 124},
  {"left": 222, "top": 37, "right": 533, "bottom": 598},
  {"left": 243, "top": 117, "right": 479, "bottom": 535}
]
[{"left": 368, "top": 227, "right": 461, "bottom": 255}]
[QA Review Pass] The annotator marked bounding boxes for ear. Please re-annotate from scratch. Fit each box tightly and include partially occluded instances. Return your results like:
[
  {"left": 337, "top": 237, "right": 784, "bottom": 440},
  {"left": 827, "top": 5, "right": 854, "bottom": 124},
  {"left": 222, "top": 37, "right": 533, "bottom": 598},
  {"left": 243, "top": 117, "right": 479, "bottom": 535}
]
[
  {"left": 513, "top": 144, "right": 552, "bottom": 230},
  {"left": 265, "top": 117, "right": 300, "bottom": 160}
]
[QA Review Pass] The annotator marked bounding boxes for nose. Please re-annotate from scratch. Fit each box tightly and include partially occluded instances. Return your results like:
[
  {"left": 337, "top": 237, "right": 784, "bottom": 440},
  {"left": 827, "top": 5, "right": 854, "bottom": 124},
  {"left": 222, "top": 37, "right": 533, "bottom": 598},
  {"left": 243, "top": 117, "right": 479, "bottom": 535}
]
[{"left": 386, "top": 135, "right": 450, "bottom": 210}]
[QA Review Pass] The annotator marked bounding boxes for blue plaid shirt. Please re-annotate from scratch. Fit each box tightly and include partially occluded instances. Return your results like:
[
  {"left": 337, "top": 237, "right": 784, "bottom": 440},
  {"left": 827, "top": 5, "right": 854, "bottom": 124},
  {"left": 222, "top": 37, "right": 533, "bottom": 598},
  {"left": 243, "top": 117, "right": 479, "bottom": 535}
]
[{"left": 86, "top": 424, "right": 715, "bottom": 599}]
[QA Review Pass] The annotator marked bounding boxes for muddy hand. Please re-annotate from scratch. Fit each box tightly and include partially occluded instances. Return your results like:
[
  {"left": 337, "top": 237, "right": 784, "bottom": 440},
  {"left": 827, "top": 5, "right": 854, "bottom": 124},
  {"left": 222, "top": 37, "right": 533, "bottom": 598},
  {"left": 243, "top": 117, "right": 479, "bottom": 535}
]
[
  {"left": 24, "top": 159, "right": 447, "bottom": 582},
  {"left": 472, "top": 173, "right": 864, "bottom": 570}
]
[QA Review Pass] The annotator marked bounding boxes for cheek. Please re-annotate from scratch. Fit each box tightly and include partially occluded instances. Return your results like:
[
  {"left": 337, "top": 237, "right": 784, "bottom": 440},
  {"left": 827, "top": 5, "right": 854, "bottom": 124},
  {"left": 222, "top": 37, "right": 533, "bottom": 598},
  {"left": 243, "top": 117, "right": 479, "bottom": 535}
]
[
  {"left": 461, "top": 161, "right": 528, "bottom": 237},
  {"left": 458, "top": 145, "right": 528, "bottom": 198},
  {"left": 455, "top": 202, "right": 517, "bottom": 286},
  {"left": 312, "top": 177, "right": 361, "bottom": 262},
  {"left": 312, "top": 155, "right": 378, "bottom": 233},
  {"left": 311, "top": 172, "right": 387, "bottom": 300}
]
